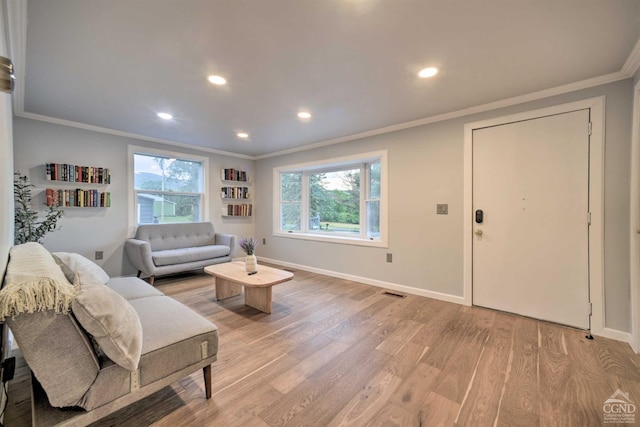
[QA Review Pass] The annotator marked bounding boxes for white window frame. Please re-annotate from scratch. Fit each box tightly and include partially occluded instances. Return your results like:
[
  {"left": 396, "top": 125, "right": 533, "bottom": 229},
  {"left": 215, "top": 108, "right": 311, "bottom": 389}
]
[
  {"left": 127, "top": 145, "right": 209, "bottom": 236},
  {"left": 273, "top": 150, "right": 388, "bottom": 248}
]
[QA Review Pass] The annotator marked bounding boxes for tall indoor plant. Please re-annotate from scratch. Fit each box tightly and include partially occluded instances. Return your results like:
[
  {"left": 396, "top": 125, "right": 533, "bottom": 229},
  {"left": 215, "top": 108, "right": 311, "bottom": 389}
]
[{"left": 14, "top": 171, "right": 64, "bottom": 244}]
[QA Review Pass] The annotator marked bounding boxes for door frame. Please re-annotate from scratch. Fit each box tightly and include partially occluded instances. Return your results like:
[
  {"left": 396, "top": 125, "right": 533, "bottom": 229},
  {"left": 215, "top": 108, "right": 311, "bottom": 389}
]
[
  {"left": 630, "top": 80, "right": 640, "bottom": 352},
  {"left": 463, "top": 96, "right": 605, "bottom": 334}
]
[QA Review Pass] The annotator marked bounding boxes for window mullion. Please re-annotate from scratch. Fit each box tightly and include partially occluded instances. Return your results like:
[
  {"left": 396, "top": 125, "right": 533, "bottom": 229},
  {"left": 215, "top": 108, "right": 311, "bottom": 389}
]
[
  {"left": 301, "top": 172, "right": 310, "bottom": 233},
  {"left": 360, "top": 164, "right": 366, "bottom": 239}
]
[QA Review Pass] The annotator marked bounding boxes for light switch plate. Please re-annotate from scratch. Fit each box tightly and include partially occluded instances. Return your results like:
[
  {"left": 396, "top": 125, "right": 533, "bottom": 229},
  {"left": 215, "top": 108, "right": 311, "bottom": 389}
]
[{"left": 437, "top": 204, "right": 448, "bottom": 215}]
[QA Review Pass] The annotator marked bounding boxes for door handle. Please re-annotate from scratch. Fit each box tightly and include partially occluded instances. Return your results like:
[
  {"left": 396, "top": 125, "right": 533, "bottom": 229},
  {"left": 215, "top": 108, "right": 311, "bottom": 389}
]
[{"left": 474, "top": 229, "right": 483, "bottom": 236}]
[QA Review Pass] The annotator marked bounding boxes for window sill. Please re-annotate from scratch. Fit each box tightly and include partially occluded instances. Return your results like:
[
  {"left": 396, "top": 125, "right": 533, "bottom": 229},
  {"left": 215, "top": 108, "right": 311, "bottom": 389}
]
[{"left": 273, "top": 231, "right": 387, "bottom": 248}]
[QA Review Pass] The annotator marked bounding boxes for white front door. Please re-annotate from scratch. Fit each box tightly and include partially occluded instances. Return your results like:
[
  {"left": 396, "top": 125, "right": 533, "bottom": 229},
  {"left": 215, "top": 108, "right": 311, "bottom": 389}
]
[{"left": 472, "top": 109, "right": 590, "bottom": 329}]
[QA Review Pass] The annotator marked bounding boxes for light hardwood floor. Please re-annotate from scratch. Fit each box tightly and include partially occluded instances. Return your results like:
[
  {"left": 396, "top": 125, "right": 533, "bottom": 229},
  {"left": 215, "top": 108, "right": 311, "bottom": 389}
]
[{"left": 5, "top": 266, "right": 640, "bottom": 426}]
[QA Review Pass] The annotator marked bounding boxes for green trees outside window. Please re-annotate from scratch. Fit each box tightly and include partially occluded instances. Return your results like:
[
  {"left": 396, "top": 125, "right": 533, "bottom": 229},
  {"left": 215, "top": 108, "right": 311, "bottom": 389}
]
[
  {"left": 278, "top": 158, "right": 382, "bottom": 239},
  {"left": 134, "top": 154, "right": 204, "bottom": 224}
]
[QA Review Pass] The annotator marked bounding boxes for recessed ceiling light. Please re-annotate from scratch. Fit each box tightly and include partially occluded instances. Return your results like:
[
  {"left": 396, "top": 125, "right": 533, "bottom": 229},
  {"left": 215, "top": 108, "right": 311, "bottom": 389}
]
[
  {"left": 237, "top": 132, "right": 249, "bottom": 139},
  {"left": 418, "top": 67, "right": 438, "bottom": 78},
  {"left": 157, "top": 112, "right": 173, "bottom": 120},
  {"left": 297, "top": 111, "right": 312, "bottom": 119},
  {"left": 208, "top": 75, "right": 227, "bottom": 85}
]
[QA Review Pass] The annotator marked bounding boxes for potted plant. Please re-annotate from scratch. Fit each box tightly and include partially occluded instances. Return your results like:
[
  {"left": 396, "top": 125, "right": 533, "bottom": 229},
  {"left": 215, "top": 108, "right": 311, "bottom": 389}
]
[
  {"left": 239, "top": 237, "right": 259, "bottom": 273},
  {"left": 14, "top": 171, "right": 64, "bottom": 244}
]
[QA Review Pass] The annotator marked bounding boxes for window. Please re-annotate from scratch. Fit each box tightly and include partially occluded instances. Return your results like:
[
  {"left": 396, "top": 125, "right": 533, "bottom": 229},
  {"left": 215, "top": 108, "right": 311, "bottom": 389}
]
[
  {"left": 132, "top": 150, "right": 207, "bottom": 225},
  {"left": 274, "top": 151, "right": 387, "bottom": 247}
]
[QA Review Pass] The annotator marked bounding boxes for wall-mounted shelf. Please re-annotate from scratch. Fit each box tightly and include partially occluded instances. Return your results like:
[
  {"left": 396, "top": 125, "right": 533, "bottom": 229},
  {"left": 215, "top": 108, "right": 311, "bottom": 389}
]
[
  {"left": 222, "top": 204, "right": 252, "bottom": 217},
  {"left": 221, "top": 186, "right": 250, "bottom": 199},
  {"left": 46, "top": 163, "right": 111, "bottom": 184},
  {"left": 220, "top": 169, "right": 252, "bottom": 217},
  {"left": 44, "top": 162, "right": 111, "bottom": 207},
  {"left": 220, "top": 168, "right": 250, "bottom": 183},
  {"left": 46, "top": 188, "right": 111, "bottom": 208}
]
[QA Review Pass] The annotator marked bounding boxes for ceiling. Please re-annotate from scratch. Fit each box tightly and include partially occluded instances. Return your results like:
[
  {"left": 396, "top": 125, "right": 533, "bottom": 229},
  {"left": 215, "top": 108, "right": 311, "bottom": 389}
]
[{"left": 9, "top": 0, "right": 640, "bottom": 158}]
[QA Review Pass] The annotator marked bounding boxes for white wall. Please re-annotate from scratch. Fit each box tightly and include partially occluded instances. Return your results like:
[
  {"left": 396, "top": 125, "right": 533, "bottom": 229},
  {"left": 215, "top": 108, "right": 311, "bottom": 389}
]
[
  {"left": 0, "top": 0, "right": 13, "bottom": 280},
  {"left": 12, "top": 117, "right": 255, "bottom": 277},
  {"left": 255, "top": 79, "right": 634, "bottom": 333},
  {"left": 0, "top": 0, "right": 15, "bottom": 419}
]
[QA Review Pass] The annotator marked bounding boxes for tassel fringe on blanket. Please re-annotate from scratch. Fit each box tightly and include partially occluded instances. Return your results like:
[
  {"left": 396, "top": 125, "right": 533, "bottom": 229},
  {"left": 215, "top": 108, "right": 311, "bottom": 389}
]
[{"left": 0, "top": 278, "right": 78, "bottom": 322}]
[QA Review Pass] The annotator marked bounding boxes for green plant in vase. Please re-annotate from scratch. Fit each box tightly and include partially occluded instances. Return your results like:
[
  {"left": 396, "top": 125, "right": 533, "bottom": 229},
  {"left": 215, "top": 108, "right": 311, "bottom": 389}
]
[{"left": 240, "top": 237, "right": 259, "bottom": 273}]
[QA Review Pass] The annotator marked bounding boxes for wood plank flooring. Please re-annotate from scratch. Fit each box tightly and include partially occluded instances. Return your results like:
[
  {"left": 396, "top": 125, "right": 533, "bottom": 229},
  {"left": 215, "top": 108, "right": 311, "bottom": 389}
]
[{"left": 4, "top": 265, "right": 640, "bottom": 426}]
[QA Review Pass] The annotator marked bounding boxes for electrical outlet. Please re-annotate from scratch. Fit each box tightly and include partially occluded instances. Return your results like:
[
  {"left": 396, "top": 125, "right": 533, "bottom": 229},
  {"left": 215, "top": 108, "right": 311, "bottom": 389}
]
[
  {"left": 2, "top": 357, "right": 16, "bottom": 382},
  {"left": 386, "top": 253, "right": 392, "bottom": 263},
  {"left": 95, "top": 251, "right": 103, "bottom": 260},
  {"left": 437, "top": 204, "right": 449, "bottom": 215}
]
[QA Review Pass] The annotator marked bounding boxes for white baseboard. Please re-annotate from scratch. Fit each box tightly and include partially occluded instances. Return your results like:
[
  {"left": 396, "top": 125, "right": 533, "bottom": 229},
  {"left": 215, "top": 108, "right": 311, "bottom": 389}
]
[
  {"left": 592, "top": 327, "right": 632, "bottom": 344},
  {"left": 257, "top": 256, "right": 467, "bottom": 305},
  {"left": 248, "top": 257, "right": 635, "bottom": 345}
]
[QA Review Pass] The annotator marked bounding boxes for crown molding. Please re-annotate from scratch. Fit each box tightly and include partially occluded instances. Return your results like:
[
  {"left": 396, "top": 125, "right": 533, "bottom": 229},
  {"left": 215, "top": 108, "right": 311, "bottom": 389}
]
[
  {"left": 17, "top": 111, "right": 254, "bottom": 160},
  {"left": 255, "top": 70, "right": 628, "bottom": 160},
  {"left": 622, "top": 37, "right": 640, "bottom": 77}
]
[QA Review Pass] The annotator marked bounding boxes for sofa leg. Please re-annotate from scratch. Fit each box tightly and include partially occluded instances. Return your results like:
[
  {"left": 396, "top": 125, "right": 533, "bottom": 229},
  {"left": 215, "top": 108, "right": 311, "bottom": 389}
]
[
  {"left": 137, "top": 270, "right": 142, "bottom": 278},
  {"left": 149, "top": 276, "right": 155, "bottom": 285},
  {"left": 203, "top": 365, "right": 212, "bottom": 399}
]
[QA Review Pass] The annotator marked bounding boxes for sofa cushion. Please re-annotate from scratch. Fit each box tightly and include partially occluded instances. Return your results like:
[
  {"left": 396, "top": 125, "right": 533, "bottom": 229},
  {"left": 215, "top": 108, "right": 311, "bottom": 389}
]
[
  {"left": 53, "top": 252, "right": 110, "bottom": 285},
  {"left": 135, "top": 222, "right": 217, "bottom": 251},
  {"left": 152, "top": 245, "right": 230, "bottom": 266},
  {"left": 106, "top": 277, "right": 164, "bottom": 301},
  {"left": 128, "top": 295, "right": 217, "bottom": 354},
  {"left": 7, "top": 310, "right": 100, "bottom": 408},
  {"left": 72, "top": 273, "right": 143, "bottom": 371}
]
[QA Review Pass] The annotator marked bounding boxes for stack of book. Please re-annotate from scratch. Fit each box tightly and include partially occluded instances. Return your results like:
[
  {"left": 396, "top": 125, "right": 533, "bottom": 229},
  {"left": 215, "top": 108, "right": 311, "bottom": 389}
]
[
  {"left": 46, "top": 163, "right": 111, "bottom": 184},
  {"left": 220, "top": 168, "right": 247, "bottom": 182},
  {"left": 221, "top": 186, "right": 250, "bottom": 199},
  {"left": 46, "top": 189, "right": 111, "bottom": 207},
  {"left": 223, "top": 204, "right": 252, "bottom": 216}
]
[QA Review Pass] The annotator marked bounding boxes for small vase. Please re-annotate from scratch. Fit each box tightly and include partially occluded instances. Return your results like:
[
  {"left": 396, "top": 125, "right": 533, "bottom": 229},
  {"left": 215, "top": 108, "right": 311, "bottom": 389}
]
[{"left": 245, "top": 254, "right": 257, "bottom": 273}]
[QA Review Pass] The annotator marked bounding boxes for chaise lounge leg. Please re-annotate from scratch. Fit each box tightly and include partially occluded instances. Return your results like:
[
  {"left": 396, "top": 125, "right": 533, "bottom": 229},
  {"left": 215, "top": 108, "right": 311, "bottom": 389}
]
[
  {"left": 137, "top": 270, "right": 142, "bottom": 278},
  {"left": 149, "top": 275, "right": 155, "bottom": 285},
  {"left": 203, "top": 365, "right": 212, "bottom": 399}
]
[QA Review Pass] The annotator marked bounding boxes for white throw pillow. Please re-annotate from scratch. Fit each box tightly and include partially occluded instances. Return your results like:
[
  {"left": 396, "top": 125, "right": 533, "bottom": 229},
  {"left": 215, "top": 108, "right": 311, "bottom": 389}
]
[
  {"left": 71, "top": 273, "right": 143, "bottom": 371},
  {"left": 53, "top": 252, "right": 110, "bottom": 285}
]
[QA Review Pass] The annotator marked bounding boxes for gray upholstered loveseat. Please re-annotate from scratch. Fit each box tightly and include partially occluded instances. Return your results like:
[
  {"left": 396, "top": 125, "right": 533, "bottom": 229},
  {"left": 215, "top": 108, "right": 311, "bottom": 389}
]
[
  {"left": 125, "top": 222, "right": 236, "bottom": 284},
  {"left": 0, "top": 243, "right": 218, "bottom": 427}
]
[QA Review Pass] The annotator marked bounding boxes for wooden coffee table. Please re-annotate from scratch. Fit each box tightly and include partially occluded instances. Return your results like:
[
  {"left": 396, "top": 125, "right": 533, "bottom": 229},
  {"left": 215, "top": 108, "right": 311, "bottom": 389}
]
[{"left": 204, "top": 261, "right": 294, "bottom": 313}]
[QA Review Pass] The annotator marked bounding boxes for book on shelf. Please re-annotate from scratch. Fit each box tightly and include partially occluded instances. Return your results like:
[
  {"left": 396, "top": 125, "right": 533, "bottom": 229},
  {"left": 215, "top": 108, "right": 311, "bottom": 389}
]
[
  {"left": 222, "top": 203, "right": 252, "bottom": 217},
  {"left": 45, "top": 163, "right": 111, "bottom": 184},
  {"left": 221, "top": 186, "right": 250, "bottom": 199},
  {"left": 45, "top": 189, "right": 111, "bottom": 208},
  {"left": 220, "top": 168, "right": 248, "bottom": 182}
]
